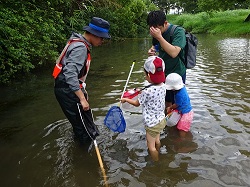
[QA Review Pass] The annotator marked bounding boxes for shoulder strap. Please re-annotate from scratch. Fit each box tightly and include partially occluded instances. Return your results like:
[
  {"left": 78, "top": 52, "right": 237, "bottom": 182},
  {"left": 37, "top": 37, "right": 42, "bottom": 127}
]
[
  {"left": 140, "top": 83, "right": 155, "bottom": 91},
  {"left": 169, "top": 25, "right": 186, "bottom": 64},
  {"left": 70, "top": 39, "right": 90, "bottom": 51},
  {"left": 169, "top": 25, "right": 178, "bottom": 44},
  {"left": 56, "top": 39, "right": 90, "bottom": 65}
]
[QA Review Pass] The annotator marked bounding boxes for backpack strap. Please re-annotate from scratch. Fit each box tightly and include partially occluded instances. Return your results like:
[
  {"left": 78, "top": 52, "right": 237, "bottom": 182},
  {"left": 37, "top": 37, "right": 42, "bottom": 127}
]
[
  {"left": 169, "top": 25, "right": 178, "bottom": 44},
  {"left": 169, "top": 25, "right": 186, "bottom": 65}
]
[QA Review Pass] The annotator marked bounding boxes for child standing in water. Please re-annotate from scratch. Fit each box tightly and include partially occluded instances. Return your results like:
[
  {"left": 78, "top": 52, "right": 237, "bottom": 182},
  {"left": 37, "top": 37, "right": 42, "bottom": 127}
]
[
  {"left": 121, "top": 56, "right": 166, "bottom": 161},
  {"left": 165, "top": 73, "right": 194, "bottom": 138}
]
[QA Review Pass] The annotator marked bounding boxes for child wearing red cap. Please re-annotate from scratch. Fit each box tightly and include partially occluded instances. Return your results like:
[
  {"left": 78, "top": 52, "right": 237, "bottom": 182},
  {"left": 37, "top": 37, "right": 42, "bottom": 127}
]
[{"left": 121, "top": 56, "right": 166, "bottom": 161}]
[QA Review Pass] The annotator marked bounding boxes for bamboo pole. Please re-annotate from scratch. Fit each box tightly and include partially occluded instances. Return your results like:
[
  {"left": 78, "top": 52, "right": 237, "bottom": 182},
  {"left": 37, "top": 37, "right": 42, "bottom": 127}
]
[{"left": 94, "top": 140, "right": 108, "bottom": 187}]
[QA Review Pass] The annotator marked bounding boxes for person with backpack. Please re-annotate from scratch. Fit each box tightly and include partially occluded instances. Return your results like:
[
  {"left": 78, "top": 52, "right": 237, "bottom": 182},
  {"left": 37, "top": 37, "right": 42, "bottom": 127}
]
[
  {"left": 147, "top": 10, "right": 186, "bottom": 108},
  {"left": 53, "top": 17, "right": 111, "bottom": 145}
]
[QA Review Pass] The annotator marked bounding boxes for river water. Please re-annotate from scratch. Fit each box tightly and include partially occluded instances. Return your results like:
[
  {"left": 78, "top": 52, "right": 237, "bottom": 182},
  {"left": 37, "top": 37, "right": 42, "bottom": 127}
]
[{"left": 0, "top": 35, "right": 250, "bottom": 187}]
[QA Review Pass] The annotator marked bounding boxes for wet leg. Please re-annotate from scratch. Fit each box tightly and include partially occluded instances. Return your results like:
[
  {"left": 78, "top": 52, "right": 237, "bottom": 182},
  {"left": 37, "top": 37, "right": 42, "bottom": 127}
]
[
  {"left": 146, "top": 132, "right": 159, "bottom": 161},
  {"left": 155, "top": 134, "right": 161, "bottom": 152}
]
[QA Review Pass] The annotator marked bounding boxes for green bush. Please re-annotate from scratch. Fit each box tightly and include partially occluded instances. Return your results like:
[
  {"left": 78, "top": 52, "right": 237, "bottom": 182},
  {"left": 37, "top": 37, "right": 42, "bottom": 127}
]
[{"left": 0, "top": 6, "right": 65, "bottom": 84}]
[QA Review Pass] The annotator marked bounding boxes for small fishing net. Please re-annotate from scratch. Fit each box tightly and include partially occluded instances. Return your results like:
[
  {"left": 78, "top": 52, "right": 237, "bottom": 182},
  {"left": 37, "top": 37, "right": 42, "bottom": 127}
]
[
  {"left": 104, "top": 106, "right": 126, "bottom": 133},
  {"left": 104, "top": 61, "right": 136, "bottom": 133}
]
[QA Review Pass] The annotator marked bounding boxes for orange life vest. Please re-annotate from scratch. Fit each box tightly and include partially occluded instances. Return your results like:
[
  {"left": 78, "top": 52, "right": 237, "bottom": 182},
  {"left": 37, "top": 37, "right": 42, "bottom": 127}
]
[{"left": 52, "top": 39, "right": 91, "bottom": 86}]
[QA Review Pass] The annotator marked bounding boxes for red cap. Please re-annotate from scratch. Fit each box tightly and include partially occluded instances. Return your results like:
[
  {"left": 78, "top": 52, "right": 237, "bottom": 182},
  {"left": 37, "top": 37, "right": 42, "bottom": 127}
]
[{"left": 144, "top": 56, "right": 165, "bottom": 84}]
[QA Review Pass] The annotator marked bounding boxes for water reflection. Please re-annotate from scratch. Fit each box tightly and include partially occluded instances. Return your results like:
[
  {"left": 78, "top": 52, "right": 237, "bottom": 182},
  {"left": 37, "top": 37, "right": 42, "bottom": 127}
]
[
  {"left": 163, "top": 127, "right": 198, "bottom": 153},
  {"left": 33, "top": 120, "right": 101, "bottom": 187}
]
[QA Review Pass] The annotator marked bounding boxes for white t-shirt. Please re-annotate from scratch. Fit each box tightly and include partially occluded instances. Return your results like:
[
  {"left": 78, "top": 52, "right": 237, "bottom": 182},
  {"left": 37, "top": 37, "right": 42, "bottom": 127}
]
[{"left": 138, "top": 84, "right": 166, "bottom": 127}]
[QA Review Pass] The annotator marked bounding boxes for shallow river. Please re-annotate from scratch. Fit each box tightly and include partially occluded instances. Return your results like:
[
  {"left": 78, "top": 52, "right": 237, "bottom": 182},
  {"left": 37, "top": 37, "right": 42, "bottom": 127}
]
[{"left": 0, "top": 35, "right": 250, "bottom": 187}]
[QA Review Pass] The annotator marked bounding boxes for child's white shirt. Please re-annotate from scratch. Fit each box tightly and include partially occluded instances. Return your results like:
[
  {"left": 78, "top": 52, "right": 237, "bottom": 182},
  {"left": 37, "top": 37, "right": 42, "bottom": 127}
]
[{"left": 138, "top": 84, "right": 166, "bottom": 127}]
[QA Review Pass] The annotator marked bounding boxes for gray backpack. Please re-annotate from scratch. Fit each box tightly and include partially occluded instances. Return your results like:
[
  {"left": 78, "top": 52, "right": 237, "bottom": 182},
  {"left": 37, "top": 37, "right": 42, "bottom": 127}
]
[{"left": 170, "top": 25, "right": 198, "bottom": 69}]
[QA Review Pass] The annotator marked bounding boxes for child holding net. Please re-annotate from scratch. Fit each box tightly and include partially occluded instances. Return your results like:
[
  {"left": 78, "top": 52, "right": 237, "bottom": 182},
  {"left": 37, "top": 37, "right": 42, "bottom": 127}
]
[{"left": 121, "top": 56, "right": 166, "bottom": 161}]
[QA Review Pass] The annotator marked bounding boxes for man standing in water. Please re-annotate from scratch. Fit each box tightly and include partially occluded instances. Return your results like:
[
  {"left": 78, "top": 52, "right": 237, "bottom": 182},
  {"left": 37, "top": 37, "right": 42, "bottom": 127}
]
[
  {"left": 147, "top": 10, "right": 186, "bottom": 108},
  {"left": 53, "top": 17, "right": 111, "bottom": 145}
]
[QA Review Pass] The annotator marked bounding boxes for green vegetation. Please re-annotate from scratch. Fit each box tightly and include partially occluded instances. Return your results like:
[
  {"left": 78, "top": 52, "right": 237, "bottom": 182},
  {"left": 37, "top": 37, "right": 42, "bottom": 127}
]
[
  {"left": 152, "top": 0, "right": 250, "bottom": 14},
  {"left": 167, "top": 9, "right": 250, "bottom": 35},
  {"left": 0, "top": 0, "right": 249, "bottom": 84},
  {"left": 0, "top": 0, "right": 156, "bottom": 84}
]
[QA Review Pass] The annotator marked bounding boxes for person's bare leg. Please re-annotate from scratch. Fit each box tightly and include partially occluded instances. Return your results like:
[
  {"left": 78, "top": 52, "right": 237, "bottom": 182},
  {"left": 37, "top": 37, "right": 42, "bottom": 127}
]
[
  {"left": 155, "top": 134, "right": 161, "bottom": 152},
  {"left": 146, "top": 132, "right": 159, "bottom": 161},
  {"left": 179, "top": 130, "right": 187, "bottom": 139}
]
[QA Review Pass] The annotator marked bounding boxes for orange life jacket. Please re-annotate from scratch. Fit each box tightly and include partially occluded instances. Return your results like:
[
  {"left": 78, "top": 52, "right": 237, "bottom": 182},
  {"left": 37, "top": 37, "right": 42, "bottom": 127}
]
[{"left": 52, "top": 39, "right": 91, "bottom": 86}]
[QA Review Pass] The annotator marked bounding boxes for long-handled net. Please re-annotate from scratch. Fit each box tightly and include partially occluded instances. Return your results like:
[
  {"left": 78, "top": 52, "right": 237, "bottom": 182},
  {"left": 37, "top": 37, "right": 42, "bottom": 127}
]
[
  {"left": 77, "top": 104, "right": 108, "bottom": 187},
  {"left": 104, "top": 61, "right": 135, "bottom": 133}
]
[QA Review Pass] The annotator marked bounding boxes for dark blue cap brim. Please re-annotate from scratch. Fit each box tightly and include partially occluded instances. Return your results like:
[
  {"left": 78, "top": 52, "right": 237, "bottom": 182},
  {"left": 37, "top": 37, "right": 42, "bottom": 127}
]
[{"left": 83, "top": 26, "right": 111, "bottom": 39}]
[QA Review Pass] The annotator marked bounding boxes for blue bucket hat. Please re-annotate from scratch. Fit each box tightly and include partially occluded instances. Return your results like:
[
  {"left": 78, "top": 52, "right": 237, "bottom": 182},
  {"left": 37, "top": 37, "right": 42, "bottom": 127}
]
[{"left": 83, "top": 17, "right": 111, "bottom": 39}]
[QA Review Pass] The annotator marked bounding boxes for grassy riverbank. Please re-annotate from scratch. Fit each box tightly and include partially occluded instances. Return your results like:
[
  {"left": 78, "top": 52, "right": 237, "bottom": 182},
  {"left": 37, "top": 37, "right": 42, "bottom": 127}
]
[{"left": 167, "top": 9, "right": 250, "bottom": 36}]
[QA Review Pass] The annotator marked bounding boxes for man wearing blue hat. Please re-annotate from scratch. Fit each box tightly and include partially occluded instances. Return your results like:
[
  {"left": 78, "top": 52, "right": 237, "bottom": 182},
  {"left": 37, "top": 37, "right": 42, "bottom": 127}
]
[{"left": 54, "top": 17, "right": 111, "bottom": 145}]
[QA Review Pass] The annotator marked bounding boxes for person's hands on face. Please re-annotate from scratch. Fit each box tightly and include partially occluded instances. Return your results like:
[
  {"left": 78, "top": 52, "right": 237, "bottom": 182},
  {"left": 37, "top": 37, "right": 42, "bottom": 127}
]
[{"left": 150, "top": 27, "right": 161, "bottom": 40}]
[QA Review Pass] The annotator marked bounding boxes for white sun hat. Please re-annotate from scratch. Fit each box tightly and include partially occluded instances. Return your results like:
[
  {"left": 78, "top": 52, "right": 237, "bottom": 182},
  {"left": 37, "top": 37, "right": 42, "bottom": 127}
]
[{"left": 165, "top": 73, "right": 184, "bottom": 90}]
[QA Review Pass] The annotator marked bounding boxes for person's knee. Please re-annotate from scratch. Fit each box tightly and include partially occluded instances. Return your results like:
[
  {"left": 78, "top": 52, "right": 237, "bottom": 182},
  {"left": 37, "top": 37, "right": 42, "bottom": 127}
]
[
  {"left": 148, "top": 146, "right": 157, "bottom": 152},
  {"left": 147, "top": 140, "right": 156, "bottom": 151},
  {"left": 179, "top": 130, "right": 187, "bottom": 138},
  {"left": 155, "top": 139, "right": 160, "bottom": 145}
]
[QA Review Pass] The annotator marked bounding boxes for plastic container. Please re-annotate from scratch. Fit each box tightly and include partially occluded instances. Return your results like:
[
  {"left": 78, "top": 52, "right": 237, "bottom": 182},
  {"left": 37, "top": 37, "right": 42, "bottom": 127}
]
[
  {"left": 121, "top": 89, "right": 139, "bottom": 111},
  {"left": 166, "top": 110, "right": 181, "bottom": 127}
]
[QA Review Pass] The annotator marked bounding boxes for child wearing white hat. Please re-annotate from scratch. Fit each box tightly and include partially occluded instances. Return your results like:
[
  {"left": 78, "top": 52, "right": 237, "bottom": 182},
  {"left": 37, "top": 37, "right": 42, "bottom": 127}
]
[
  {"left": 165, "top": 73, "right": 194, "bottom": 137},
  {"left": 121, "top": 56, "right": 166, "bottom": 161}
]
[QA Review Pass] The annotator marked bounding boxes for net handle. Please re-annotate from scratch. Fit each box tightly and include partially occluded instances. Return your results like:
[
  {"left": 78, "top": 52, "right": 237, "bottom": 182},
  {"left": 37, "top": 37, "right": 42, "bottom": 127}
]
[{"left": 119, "top": 61, "right": 136, "bottom": 102}]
